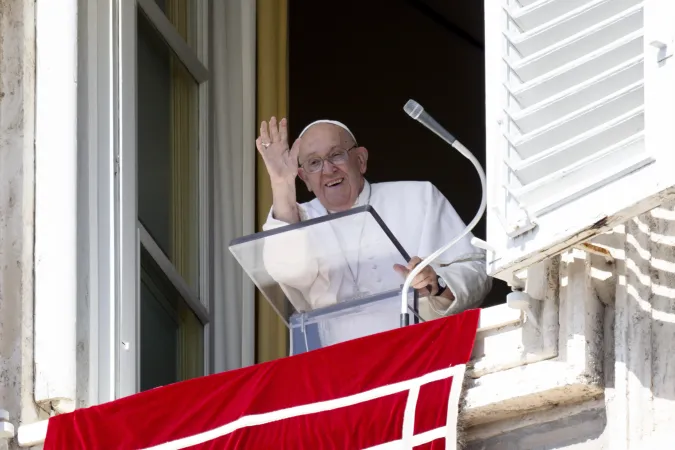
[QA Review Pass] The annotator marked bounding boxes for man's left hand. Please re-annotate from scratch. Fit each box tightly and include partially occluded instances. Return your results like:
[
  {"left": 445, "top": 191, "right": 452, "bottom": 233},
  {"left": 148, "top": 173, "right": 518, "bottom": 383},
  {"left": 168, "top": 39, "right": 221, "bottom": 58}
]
[{"left": 394, "top": 256, "right": 440, "bottom": 297}]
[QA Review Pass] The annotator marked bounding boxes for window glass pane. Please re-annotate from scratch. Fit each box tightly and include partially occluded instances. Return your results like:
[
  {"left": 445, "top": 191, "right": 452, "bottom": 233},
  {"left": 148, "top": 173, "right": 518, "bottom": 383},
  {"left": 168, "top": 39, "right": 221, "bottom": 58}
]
[
  {"left": 153, "top": 0, "right": 197, "bottom": 48},
  {"left": 137, "top": 9, "right": 200, "bottom": 291},
  {"left": 140, "top": 280, "right": 178, "bottom": 390},
  {"left": 140, "top": 247, "right": 204, "bottom": 392}
]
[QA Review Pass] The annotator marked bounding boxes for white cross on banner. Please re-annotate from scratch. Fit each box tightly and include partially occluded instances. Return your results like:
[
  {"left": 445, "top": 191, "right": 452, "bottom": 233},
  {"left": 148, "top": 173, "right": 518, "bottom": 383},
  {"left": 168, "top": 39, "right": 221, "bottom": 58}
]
[{"left": 44, "top": 309, "right": 479, "bottom": 449}]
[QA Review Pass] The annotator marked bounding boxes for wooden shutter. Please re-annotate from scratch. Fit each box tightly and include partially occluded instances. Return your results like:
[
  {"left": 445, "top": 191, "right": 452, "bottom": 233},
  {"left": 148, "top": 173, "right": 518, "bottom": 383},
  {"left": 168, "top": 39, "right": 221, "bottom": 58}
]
[{"left": 485, "top": 0, "right": 675, "bottom": 282}]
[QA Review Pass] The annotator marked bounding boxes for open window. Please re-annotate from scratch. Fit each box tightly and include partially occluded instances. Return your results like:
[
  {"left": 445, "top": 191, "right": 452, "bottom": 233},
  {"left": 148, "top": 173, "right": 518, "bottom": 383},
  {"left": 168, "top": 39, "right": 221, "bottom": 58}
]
[{"left": 485, "top": 0, "right": 675, "bottom": 283}]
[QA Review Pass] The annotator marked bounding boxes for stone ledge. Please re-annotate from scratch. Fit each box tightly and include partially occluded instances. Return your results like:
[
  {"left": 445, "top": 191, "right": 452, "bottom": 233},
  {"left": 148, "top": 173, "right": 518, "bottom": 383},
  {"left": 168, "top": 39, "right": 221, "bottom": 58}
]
[
  {"left": 469, "top": 348, "right": 558, "bottom": 379},
  {"left": 476, "top": 304, "right": 521, "bottom": 332},
  {"left": 464, "top": 397, "right": 605, "bottom": 442},
  {"left": 470, "top": 303, "right": 556, "bottom": 379},
  {"left": 461, "top": 359, "right": 604, "bottom": 427}
]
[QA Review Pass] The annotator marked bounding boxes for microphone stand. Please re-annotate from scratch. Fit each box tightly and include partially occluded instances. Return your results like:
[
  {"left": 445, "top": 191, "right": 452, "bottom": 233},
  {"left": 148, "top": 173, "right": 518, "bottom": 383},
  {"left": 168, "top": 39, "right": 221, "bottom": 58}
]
[{"left": 400, "top": 100, "right": 488, "bottom": 327}]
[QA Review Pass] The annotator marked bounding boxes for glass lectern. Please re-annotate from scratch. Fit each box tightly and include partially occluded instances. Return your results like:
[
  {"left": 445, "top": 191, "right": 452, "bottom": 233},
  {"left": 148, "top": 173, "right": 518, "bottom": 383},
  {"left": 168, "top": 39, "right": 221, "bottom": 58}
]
[{"left": 229, "top": 205, "right": 419, "bottom": 355}]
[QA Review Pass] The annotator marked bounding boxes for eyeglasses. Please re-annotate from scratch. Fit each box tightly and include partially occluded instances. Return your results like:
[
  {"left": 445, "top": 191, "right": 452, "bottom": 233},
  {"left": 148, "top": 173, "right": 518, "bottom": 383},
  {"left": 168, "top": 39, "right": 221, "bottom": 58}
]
[{"left": 299, "top": 145, "right": 357, "bottom": 174}]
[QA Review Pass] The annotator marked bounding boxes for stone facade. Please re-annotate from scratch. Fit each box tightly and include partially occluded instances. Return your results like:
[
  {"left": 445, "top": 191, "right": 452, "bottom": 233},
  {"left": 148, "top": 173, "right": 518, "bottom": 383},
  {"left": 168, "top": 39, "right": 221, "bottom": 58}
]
[
  {"left": 0, "top": 1, "right": 48, "bottom": 449},
  {"left": 464, "top": 201, "right": 675, "bottom": 449}
]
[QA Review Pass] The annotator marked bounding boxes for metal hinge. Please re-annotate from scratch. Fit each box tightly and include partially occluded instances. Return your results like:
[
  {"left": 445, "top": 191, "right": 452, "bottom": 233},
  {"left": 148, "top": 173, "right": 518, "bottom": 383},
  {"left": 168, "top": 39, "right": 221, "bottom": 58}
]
[
  {"left": 651, "top": 38, "right": 674, "bottom": 64},
  {"left": 492, "top": 185, "right": 538, "bottom": 238}
]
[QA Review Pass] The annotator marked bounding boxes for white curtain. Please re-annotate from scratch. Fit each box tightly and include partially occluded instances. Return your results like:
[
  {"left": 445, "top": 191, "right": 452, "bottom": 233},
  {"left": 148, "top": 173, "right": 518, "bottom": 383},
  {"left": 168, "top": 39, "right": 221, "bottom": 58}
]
[{"left": 211, "top": 0, "right": 256, "bottom": 372}]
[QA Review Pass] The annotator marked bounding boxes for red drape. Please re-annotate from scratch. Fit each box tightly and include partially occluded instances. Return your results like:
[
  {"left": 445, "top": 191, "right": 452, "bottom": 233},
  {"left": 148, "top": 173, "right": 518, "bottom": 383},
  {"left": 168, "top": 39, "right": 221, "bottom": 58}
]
[{"left": 44, "top": 309, "right": 479, "bottom": 449}]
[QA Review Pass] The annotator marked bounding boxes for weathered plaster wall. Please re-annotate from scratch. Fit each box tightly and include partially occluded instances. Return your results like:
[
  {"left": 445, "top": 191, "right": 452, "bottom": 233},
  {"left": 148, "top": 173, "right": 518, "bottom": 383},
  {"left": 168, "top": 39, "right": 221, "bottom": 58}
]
[
  {"left": 0, "top": 0, "right": 46, "bottom": 448},
  {"left": 603, "top": 201, "right": 675, "bottom": 448},
  {"left": 466, "top": 199, "right": 675, "bottom": 449}
]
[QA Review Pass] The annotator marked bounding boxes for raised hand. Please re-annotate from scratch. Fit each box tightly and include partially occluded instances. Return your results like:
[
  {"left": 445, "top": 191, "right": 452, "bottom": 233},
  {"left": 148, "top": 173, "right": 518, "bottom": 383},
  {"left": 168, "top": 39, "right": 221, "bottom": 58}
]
[
  {"left": 256, "top": 117, "right": 301, "bottom": 185},
  {"left": 256, "top": 117, "right": 302, "bottom": 224}
]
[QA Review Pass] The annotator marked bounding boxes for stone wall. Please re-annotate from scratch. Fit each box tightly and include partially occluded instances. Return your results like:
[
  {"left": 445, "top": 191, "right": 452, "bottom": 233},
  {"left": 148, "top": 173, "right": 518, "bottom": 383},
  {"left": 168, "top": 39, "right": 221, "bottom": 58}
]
[
  {"left": 0, "top": 1, "right": 46, "bottom": 449},
  {"left": 466, "top": 200, "right": 675, "bottom": 449},
  {"left": 603, "top": 201, "right": 675, "bottom": 448}
]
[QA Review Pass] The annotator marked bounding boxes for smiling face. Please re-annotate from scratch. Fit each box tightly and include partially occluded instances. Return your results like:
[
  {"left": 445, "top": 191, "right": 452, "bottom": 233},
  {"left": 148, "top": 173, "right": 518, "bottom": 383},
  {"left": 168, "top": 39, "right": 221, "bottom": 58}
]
[{"left": 297, "top": 123, "right": 368, "bottom": 212}]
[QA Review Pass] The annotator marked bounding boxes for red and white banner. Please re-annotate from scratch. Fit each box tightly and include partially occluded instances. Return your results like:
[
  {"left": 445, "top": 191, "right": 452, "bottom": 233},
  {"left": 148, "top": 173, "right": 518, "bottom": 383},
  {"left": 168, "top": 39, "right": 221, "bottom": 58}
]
[{"left": 44, "top": 309, "right": 479, "bottom": 449}]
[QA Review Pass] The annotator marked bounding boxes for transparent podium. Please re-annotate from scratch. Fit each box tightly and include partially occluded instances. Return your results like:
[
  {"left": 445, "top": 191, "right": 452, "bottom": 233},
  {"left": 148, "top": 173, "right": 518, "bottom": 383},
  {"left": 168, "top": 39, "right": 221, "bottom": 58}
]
[{"left": 229, "top": 205, "right": 419, "bottom": 355}]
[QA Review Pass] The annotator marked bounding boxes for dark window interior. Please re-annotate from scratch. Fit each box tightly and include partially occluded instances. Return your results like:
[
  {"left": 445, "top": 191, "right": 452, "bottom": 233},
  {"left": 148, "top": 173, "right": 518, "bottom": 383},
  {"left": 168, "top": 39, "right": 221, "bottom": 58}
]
[{"left": 288, "top": 0, "right": 509, "bottom": 308}]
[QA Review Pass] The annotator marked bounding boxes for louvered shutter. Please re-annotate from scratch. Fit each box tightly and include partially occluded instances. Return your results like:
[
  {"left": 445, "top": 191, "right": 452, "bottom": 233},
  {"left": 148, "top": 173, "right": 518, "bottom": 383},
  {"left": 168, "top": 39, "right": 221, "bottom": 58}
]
[{"left": 485, "top": 0, "right": 675, "bottom": 282}]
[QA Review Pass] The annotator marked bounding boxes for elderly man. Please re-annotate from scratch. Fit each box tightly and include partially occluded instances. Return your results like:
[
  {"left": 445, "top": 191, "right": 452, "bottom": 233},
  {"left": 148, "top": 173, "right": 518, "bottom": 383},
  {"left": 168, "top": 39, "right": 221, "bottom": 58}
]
[{"left": 256, "top": 116, "right": 491, "bottom": 344}]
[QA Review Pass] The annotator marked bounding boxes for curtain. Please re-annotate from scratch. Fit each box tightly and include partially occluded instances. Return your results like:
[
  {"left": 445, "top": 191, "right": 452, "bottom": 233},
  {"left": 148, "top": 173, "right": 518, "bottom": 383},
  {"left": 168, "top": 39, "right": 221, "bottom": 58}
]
[
  {"left": 212, "top": 0, "right": 257, "bottom": 372},
  {"left": 256, "top": 0, "right": 289, "bottom": 363},
  {"left": 168, "top": 0, "right": 202, "bottom": 381},
  {"left": 168, "top": 0, "right": 194, "bottom": 285}
]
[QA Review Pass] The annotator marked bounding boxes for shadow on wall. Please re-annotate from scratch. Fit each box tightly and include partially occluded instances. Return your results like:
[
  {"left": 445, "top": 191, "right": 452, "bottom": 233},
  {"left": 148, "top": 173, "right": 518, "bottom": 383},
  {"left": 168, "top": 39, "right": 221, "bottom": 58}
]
[
  {"left": 591, "top": 199, "right": 675, "bottom": 403},
  {"left": 288, "top": 0, "right": 509, "bottom": 307},
  {"left": 465, "top": 200, "right": 675, "bottom": 449}
]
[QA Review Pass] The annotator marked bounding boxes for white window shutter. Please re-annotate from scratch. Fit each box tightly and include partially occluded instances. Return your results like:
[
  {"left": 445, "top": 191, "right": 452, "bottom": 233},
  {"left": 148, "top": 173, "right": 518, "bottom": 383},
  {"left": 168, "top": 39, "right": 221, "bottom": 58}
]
[{"left": 485, "top": 0, "right": 675, "bottom": 282}]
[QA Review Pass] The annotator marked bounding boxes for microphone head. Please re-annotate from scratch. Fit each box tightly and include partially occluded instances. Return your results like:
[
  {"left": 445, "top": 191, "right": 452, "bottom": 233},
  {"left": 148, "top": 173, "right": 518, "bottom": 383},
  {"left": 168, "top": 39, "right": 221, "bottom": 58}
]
[{"left": 403, "top": 99, "right": 424, "bottom": 120}]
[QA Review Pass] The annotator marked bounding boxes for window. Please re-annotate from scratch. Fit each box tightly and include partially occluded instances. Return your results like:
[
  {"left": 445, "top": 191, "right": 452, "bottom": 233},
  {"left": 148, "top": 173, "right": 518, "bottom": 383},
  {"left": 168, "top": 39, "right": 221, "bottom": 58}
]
[
  {"left": 136, "top": 3, "right": 205, "bottom": 390},
  {"left": 139, "top": 246, "right": 204, "bottom": 391},
  {"left": 484, "top": 0, "right": 675, "bottom": 283},
  {"left": 137, "top": 8, "right": 200, "bottom": 289},
  {"left": 116, "top": 0, "right": 210, "bottom": 395},
  {"left": 79, "top": 0, "right": 254, "bottom": 405}
]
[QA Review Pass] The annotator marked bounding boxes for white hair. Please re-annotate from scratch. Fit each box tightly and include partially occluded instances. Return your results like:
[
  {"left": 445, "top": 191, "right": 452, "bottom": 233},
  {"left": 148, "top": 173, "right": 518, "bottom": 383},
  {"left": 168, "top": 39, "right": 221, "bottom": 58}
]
[{"left": 298, "top": 119, "right": 357, "bottom": 144}]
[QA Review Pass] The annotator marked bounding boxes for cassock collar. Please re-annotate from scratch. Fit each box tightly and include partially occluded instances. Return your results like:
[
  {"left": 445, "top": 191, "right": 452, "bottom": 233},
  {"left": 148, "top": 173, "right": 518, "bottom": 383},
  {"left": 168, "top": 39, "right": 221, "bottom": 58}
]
[{"left": 355, "top": 179, "right": 371, "bottom": 208}]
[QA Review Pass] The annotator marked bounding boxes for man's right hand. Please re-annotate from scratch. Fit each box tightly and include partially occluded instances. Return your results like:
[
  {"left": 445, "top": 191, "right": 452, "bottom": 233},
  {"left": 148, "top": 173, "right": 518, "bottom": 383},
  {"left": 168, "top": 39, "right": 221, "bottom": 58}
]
[
  {"left": 256, "top": 117, "right": 301, "bottom": 185},
  {"left": 256, "top": 117, "right": 302, "bottom": 224}
]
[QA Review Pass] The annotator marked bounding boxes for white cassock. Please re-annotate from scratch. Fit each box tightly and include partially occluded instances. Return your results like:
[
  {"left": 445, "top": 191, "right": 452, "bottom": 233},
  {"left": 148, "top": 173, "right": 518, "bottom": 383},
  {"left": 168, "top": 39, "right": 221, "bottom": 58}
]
[{"left": 262, "top": 180, "right": 492, "bottom": 348}]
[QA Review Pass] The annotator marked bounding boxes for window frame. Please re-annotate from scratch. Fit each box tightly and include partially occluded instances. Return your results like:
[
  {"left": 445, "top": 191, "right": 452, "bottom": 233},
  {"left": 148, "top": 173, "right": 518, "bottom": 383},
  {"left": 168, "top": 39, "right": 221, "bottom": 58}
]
[
  {"left": 127, "top": 0, "right": 210, "bottom": 396},
  {"left": 87, "top": 0, "right": 213, "bottom": 399},
  {"left": 78, "top": 0, "right": 256, "bottom": 410}
]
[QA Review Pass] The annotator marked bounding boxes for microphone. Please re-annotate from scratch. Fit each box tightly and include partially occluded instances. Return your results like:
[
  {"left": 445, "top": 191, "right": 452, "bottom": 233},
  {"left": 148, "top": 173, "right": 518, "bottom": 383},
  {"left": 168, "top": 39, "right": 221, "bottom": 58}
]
[
  {"left": 399, "top": 100, "right": 488, "bottom": 326},
  {"left": 404, "top": 99, "right": 473, "bottom": 161}
]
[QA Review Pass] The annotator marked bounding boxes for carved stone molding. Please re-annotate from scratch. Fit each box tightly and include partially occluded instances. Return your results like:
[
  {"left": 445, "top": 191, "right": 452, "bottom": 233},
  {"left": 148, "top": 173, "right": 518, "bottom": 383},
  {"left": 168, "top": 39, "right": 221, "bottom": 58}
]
[{"left": 462, "top": 252, "right": 607, "bottom": 427}]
